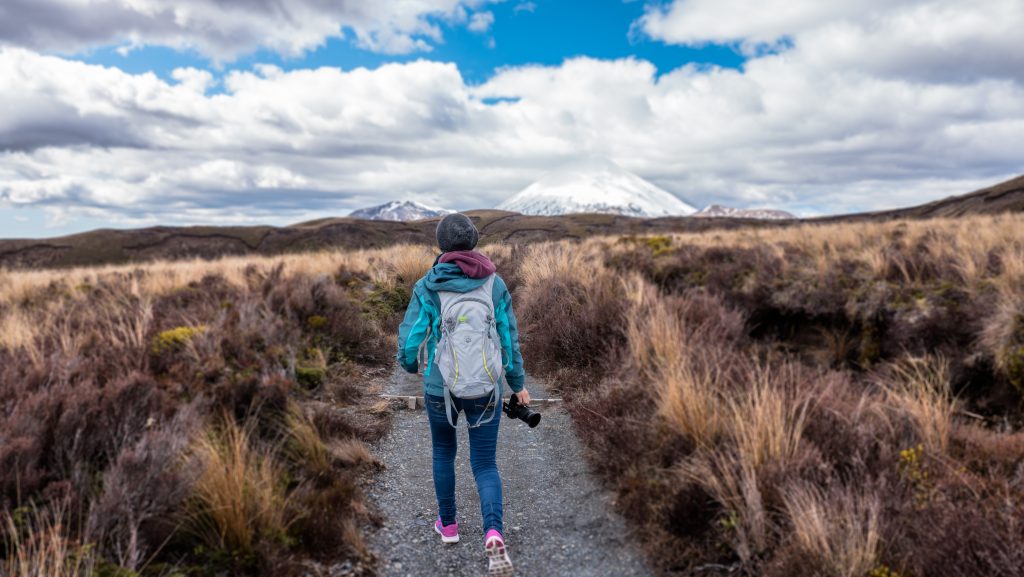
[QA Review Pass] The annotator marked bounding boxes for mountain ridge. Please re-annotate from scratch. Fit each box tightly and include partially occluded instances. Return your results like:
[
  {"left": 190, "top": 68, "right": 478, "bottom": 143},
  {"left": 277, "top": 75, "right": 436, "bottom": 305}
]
[
  {"left": 2, "top": 174, "right": 1021, "bottom": 269},
  {"left": 497, "top": 158, "right": 696, "bottom": 217},
  {"left": 348, "top": 200, "right": 454, "bottom": 221},
  {"left": 693, "top": 205, "right": 797, "bottom": 220}
]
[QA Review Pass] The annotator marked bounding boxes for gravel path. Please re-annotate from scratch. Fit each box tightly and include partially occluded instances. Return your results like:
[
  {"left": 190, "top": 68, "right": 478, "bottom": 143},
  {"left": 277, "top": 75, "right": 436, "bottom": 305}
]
[{"left": 366, "top": 367, "right": 653, "bottom": 577}]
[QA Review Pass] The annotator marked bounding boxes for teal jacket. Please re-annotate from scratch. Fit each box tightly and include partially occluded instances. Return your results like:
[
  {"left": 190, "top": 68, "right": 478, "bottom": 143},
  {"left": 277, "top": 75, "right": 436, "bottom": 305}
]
[{"left": 397, "top": 263, "right": 525, "bottom": 397}]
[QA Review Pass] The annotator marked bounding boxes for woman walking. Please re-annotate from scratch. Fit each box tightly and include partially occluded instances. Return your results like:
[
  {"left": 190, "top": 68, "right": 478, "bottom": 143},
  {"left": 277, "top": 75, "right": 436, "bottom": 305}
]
[{"left": 397, "top": 213, "right": 528, "bottom": 576}]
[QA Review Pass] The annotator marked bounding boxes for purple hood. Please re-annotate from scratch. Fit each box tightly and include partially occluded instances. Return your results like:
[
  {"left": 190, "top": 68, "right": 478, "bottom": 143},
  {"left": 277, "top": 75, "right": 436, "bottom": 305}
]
[{"left": 438, "top": 250, "right": 497, "bottom": 279}]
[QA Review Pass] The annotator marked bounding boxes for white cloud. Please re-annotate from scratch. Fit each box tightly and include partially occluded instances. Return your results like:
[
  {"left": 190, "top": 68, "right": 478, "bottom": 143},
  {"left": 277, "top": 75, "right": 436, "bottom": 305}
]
[
  {"left": 639, "top": 0, "right": 1024, "bottom": 81},
  {"left": 638, "top": 0, "right": 901, "bottom": 46},
  {"left": 2, "top": 0, "right": 1024, "bottom": 233},
  {"left": 468, "top": 11, "right": 495, "bottom": 33},
  {"left": 0, "top": 0, "right": 497, "bottom": 60},
  {"left": 514, "top": 2, "right": 537, "bottom": 15}
]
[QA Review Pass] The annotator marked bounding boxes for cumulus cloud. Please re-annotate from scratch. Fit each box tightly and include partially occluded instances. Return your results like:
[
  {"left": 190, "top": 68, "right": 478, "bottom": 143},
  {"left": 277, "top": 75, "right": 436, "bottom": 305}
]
[
  {"left": 0, "top": 0, "right": 496, "bottom": 60},
  {"left": 468, "top": 11, "right": 496, "bottom": 33},
  {"left": 639, "top": 0, "right": 1024, "bottom": 81},
  {"left": 1, "top": 0, "right": 1024, "bottom": 232},
  {"left": 514, "top": 2, "right": 537, "bottom": 15}
]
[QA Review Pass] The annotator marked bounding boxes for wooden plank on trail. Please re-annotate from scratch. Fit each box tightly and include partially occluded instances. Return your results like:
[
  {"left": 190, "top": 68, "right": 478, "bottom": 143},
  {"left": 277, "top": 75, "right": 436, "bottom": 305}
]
[{"left": 379, "top": 394, "right": 563, "bottom": 410}]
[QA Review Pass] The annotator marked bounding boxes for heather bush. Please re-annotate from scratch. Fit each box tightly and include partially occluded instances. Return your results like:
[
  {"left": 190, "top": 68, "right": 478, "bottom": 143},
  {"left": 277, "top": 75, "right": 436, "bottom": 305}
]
[
  {"left": 0, "top": 249, "right": 407, "bottom": 575},
  {"left": 516, "top": 243, "right": 629, "bottom": 380},
  {"left": 512, "top": 218, "right": 1024, "bottom": 576}
]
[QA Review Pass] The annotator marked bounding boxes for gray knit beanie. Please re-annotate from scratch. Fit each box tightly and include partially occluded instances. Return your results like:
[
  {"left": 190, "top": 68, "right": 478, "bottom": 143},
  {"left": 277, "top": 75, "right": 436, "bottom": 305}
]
[{"left": 435, "top": 213, "right": 479, "bottom": 252}]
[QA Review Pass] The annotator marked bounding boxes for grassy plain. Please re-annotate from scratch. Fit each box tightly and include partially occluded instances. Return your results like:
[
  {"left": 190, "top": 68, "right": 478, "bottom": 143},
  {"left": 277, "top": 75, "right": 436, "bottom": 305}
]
[
  {"left": 2, "top": 213, "right": 1024, "bottom": 576},
  {"left": 0, "top": 245, "right": 434, "bottom": 576},
  {"left": 511, "top": 214, "right": 1024, "bottom": 576}
]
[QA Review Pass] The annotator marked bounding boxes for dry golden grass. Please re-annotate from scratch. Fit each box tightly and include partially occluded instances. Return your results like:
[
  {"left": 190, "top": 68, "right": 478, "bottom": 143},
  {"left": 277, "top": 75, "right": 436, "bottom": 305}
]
[
  {"left": 783, "top": 484, "right": 880, "bottom": 577},
  {"left": 187, "top": 418, "right": 292, "bottom": 555},
  {"left": 622, "top": 267, "right": 811, "bottom": 465},
  {"left": 326, "top": 437, "right": 379, "bottom": 468},
  {"left": 728, "top": 362, "right": 811, "bottom": 469},
  {"left": 283, "top": 403, "right": 330, "bottom": 474},
  {"left": 0, "top": 243, "right": 438, "bottom": 307},
  {"left": 610, "top": 214, "right": 1024, "bottom": 289},
  {"left": 623, "top": 277, "right": 732, "bottom": 446},
  {"left": 0, "top": 243, "right": 441, "bottom": 355},
  {"left": 624, "top": 276, "right": 687, "bottom": 372},
  {"left": 0, "top": 306, "right": 36, "bottom": 352},
  {"left": 508, "top": 215, "right": 1024, "bottom": 575},
  {"left": 382, "top": 244, "right": 436, "bottom": 293},
  {"left": 656, "top": 361, "right": 729, "bottom": 448},
  {"left": 517, "top": 241, "right": 607, "bottom": 294},
  {"left": 680, "top": 451, "right": 766, "bottom": 565},
  {"left": 979, "top": 292, "right": 1024, "bottom": 371},
  {"left": 1, "top": 503, "right": 95, "bottom": 577},
  {"left": 882, "top": 356, "right": 956, "bottom": 454}
]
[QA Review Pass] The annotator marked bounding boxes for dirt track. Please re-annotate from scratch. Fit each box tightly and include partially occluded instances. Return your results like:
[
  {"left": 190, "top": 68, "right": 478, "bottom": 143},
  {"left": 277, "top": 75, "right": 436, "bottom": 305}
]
[{"left": 366, "top": 367, "right": 653, "bottom": 577}]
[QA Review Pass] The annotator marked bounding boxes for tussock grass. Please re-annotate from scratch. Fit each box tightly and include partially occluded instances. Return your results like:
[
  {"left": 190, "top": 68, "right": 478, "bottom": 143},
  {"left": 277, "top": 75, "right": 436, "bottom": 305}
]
[
  {"left": 656, "top": 360, "right": 728, "bottom": 448},
  {"left": 680, "top": 452, "right": 766, "bottom": 565},
  {"left": 0, "top": 306, "right": 36, "bottom": 353},
  {"left": 283, "top": 403, "right": 331, "bottom": 474},
  {"left": 728, "top": 362, "right": 811, "bottom": 469},
  {"left": 782, "top": 484, "right": 881, "bottom": 577},
  {"left": 4, "top": 214, "right": 1023, "bottom": 576},
  {"left": 187, "top": 418, "right": 292, "bottom": 556},
  {"left": 2, "top": 502, "right": 95, "bottom": 577},
  {"left": 382, "top": 244, "right": 436, "bottom": 293},
  {"left": 0, "top": 243, "right": 438, "bottom": 307},
  {"left": 881, "top": 355, "right": 956, "bottom": 454},
  {"left": 0, "top": 242, "right": 421, "bottom": 574},
  {"left": 326, "top": 437, "right": 379, "bottom": 468},
  {"left": 513, "top": 214, "right": 1024, "bottom": 576}
]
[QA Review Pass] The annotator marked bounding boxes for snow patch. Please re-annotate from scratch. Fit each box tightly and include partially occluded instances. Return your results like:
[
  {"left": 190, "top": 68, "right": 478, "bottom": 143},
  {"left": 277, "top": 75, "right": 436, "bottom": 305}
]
[{"left": 497, "top": 158, "right": 696, "bottom": 217}]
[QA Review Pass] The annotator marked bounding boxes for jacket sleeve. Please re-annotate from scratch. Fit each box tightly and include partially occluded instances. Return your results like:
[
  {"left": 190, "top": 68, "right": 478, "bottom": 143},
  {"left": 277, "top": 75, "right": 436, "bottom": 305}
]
[
  {"left": 493, "top": 275, "right": 526, "bottom": 392},
  {"left": 397, "top": 284, "right": 433, "bottom": 374}
]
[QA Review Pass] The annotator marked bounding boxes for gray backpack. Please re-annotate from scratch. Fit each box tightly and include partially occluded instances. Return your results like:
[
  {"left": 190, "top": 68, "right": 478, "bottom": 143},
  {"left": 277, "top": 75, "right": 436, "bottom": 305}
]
[{"left": 435, "top": 274, "right": 504, "bottom": 428}]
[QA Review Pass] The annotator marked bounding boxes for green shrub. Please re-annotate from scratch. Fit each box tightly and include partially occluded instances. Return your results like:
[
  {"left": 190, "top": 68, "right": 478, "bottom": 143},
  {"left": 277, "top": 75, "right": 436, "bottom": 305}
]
[
  {"left": 1005, "top": 345, "right": 1024, "bottom": 398},
  {"left": 151, "top": 325, "right": 207, "bottom": 355},
  {"left": 645, "top": 235, "right": 673, "bottom": 257},
  {"left": 295, "top": 366, "right": 326, "bottom": 389},
  {"left": 362, "top": 283, "right": 409, "bottom": 322}
]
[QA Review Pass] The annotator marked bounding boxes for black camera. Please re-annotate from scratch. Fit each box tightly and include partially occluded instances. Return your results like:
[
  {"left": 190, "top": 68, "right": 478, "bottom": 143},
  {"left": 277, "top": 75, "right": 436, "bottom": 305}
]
[{"left": 503, "top": 393, "right": 541, "bottom": 428}]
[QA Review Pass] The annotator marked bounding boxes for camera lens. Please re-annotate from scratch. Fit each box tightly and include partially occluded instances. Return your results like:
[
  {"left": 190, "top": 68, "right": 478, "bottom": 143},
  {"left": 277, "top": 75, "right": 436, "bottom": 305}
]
[{"left": 524, "top": 411, "right": 541, "bottom": 428}]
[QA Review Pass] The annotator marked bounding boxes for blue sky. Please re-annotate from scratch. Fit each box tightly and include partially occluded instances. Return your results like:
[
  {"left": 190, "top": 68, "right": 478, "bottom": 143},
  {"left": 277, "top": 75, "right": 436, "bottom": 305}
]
[
  {"left": 1, "top": 0, "right": 1022, "bottom": 238},
  {"left": 73, "top": 1, "right": 745, "bottom": 87}
]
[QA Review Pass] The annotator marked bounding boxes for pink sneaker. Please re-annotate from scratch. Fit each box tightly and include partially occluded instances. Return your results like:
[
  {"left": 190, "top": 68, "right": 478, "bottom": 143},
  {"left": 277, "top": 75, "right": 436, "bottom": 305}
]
[
  {"left": 484, "top": 529, "right": 513, "bottom": 576},
  {"left": 434, "top": 517, "right": 459, "bottom": 544}
]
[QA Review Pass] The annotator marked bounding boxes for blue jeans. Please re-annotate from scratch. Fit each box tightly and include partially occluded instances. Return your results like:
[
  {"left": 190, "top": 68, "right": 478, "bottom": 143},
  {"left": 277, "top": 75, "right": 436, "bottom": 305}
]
[{"left": 425, "top": 393, "right": 503, "bottom": 536}]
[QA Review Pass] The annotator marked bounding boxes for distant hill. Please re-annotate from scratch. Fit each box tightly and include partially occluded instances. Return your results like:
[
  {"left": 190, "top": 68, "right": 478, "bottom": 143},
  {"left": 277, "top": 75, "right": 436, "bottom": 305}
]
[
  {"left": 349, "top": 200, "right": 454, "bottom": 221},
  {"left": 0, "top": 210, "right": 777, "bottom": 269},
  {"left": 497, "top": 158, "right": 697, "bottom": 217},
  {"left": 693, "top": 205, "right": 796, "bottom": 220},
  {"left": 817, "top": 174, "right": 1024, "bottom": 221},
  {"left": 2, "top": 174, "right": 1021, "bottom": 270}
]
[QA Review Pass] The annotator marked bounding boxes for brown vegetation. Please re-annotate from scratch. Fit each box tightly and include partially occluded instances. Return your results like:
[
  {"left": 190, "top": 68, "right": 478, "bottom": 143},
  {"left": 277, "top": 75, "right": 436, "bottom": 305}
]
[
  {"left": 511, "top": 214, "right": 1024, "bottom": 576},
  {"left": 0, "top": 246, "right": 425, "bottom": 576},
  {"left": 4, "top": 211, "right": 1024, "bottom": 576}
]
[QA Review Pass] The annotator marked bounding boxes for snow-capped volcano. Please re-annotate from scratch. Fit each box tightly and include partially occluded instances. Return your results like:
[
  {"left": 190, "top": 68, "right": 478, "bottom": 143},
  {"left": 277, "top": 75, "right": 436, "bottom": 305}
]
[
  {"left": 693, "top": 205, "right": 796, "bottom": 220},
  {"left": 348, "top": 200, "right": 454, "bottom": 221},
  {"left": 497, "top": 159, "right": 696, "bottom": 217}
]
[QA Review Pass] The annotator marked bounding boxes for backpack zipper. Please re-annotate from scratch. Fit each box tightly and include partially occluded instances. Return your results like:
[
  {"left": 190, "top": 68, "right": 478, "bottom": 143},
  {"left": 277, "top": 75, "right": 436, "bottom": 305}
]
[{"left": 441, "top": 296, "right": 494, "bottom": 321}]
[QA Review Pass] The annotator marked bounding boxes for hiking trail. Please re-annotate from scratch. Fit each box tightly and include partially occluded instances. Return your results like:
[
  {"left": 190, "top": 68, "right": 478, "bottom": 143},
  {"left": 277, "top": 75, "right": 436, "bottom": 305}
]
[{"left": 366, "top": 367, "right": 653, "bottom": 577}]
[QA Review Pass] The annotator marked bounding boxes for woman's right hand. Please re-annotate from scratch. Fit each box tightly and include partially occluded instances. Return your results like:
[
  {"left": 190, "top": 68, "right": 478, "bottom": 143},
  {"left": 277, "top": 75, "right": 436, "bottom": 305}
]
[{"left": 514, "top": 388, "right": 531, "bottom": 406}]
